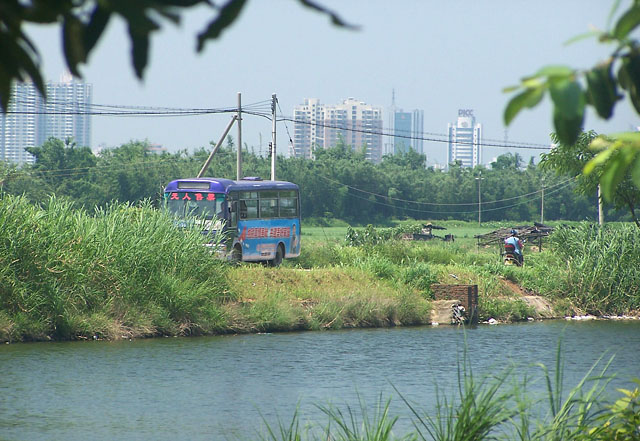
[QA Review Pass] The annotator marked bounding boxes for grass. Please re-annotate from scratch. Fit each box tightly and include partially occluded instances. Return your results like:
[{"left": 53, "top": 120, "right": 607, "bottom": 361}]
[
  {"left": 225, "top": 265, "right": 431, "bottom": 332},
  {"left": 2, "top": 197, "right": 638, "bottom": 342},
  {"left": 0, "top": 195, "right": 232, "bottom": 342},
  {"left": 256, "top": 342, "right": 636, "bottom": 441}
]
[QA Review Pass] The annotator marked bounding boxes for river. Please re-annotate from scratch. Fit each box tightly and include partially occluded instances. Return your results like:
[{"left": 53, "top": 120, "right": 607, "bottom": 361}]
[{"left": 1, "top": 320, "right": 639, "bottom": 441}]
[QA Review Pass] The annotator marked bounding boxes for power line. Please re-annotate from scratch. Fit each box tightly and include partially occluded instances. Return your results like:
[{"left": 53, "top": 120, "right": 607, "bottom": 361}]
[
  {"left": 317, "top": 174, "right": 575, "bottom": 207},
  {"left": 4, "top": 94, "right": 551, "bottom": 151},
  {"left": 338, "top": 177, "right": 575, "bottom": 215},
  {"left": 279, "top": 116, "right": 552, "bottom": 151}
]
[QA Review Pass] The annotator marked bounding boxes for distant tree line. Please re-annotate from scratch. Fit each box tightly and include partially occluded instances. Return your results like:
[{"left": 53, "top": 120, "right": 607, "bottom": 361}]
[{"left": 0, "top": 135, "right": 634, "bottom": 224}]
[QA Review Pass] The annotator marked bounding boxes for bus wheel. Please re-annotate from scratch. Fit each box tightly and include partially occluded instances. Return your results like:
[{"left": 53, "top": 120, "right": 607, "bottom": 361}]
[
  {"left": 231, "top": 244, "right": 242, "bottom": 264},
  {"left": 269, "top": 244, "right": 284, "bottom": 267}
]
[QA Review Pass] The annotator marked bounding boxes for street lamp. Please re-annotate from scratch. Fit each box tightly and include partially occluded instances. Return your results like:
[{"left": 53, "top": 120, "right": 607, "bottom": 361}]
[{"left": 475, "top": 172, "right": 484, "bottom": 225}]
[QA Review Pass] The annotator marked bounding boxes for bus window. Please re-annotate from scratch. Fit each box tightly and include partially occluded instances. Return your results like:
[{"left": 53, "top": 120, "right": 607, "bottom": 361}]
[
  {"left": 165, "top": 192, "right": 224, "bottom": 219},
  {"left": 259, "top": 198, "right": 278, "bottom": 218},
  {"left": 279, "top": 191, "right": 298, "bottom": 217},
  {"left": 244, "top": 199, "right": 258, "bottom": 219}
]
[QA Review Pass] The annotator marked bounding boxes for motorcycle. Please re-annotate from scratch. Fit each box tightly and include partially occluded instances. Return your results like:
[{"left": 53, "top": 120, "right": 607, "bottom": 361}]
[{"left": 503, "top": 243, "right": 522, "bottom": 266}]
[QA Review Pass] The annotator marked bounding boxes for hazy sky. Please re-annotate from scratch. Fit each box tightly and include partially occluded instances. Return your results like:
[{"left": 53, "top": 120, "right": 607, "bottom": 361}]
[{"left": 28, "top": 0, "right": 638, "bottom": 165}]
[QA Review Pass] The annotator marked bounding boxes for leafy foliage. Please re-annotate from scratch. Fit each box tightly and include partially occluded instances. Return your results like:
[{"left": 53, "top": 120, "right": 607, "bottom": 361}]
[
  {"left": 3, "top": 139, "right": 630, "bottom": 224},
  {"left": 582, "top": 379, "right": 640, "bottom": 441},
  {"left": 540, "top": 131, "right": 640, "bottom": 227},
  {"left": 504, "top": 1, "right": 640, "bottom": 203},
  {"left": 0, "top": 0, "right": 354, "bottom": 111}
]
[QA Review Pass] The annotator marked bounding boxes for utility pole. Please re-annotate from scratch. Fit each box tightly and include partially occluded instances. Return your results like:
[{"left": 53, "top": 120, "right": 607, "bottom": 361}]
[
  {"left": 237, "top": 92, "right": 242, "bottom": 180},
  {"left": 541, "top": 177, "right": 545, "bottom": 224},
  {"left": 197, "top": 115, "right": 238, "bottom": 178},
  {"left": 598, "top": 184, "right": 604, "bottom": 225},
  {"left": 475, "top": 172, "right": 484, "bottom": 225},
  {"left": 271, "top": 93, "right": 277, "bottom": 181}
]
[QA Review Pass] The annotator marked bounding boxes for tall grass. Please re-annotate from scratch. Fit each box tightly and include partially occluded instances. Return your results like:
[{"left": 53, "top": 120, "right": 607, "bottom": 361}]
[
  {"left": 256, "top": 343, "right": 629, "bottom": 441},
  {"left": 0, "top": 195, "right": 232, "bottom": 341},
  {"left": 548, "top": 224, "right": 640, "bottom": 315}
]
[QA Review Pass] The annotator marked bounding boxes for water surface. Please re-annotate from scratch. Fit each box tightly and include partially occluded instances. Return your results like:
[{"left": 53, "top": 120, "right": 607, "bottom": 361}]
[{"left": 1, "top": 320, "right": 639, "bottom": 440}]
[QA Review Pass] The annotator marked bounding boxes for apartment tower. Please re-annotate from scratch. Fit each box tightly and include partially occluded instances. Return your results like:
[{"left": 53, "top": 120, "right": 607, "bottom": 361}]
[{"left": 447, "top": 109, "right": 482, "bottom": 168}]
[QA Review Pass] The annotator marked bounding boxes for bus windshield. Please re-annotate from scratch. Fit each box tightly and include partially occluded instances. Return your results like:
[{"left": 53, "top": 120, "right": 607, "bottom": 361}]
[{"left": 164, "top": 192, "right": 226, "bottom": 220}]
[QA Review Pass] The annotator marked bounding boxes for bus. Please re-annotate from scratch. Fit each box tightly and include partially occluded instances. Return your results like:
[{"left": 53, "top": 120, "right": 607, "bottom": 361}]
[{"left": 163, "top": 177, "right": 300, "bottom": 266}]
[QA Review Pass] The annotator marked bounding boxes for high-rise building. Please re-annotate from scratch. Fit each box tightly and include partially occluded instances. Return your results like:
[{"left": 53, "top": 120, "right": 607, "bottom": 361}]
[
  {"left": 447, "top": 109, "right": 482, "bottom": 168},
  {"left": 292, "top": 98, "right": 324, "bottom": 159},
  {"left": 393, "top": 109, "right": 424, "bottom": 155},
  {"left": 0, "top": 82, "right": 42, "bottom": 164},
  {"left": 42, "top": 73, "right": 92, "bottom": 148},
  {"left": 385, "top": 90, "right": 425, "bottom": 157},
  {"left": 0, "top": 74, "right": 92, "bottom": 165},
  {"left": 292, "top": 98, "right": 383, "bottom": 162},
  {"left": 394, "top": 111, "right": 412, "bottom": 154}
]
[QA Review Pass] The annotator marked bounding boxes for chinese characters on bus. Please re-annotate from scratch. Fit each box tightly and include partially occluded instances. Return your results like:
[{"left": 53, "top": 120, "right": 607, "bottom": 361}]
[{"left": 169, "top": 192, "right": 216, "bottom": 201}]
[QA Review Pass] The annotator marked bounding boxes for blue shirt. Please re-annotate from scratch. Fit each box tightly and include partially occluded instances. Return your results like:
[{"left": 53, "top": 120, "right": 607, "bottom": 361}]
[{"left": 505, "top": 236, "right": 522, "bottom": 255}]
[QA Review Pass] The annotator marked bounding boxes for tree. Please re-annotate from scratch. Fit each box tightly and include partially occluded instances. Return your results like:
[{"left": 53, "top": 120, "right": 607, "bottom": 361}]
[
  {"left": 491, "top": 153, "right": 523, "bottom": 170},
  {"left": 541, "top": 131, "right": 640, "bottom": 227},
  {"left": 504, "top": 0, "right": 640, "bottom": 203},
  {"left": 0, "top": 0, "right": 354, "bottom": 111}
]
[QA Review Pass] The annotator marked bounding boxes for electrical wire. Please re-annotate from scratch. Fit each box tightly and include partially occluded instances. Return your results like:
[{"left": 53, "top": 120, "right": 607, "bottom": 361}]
[
  {"left": 337, "top": 178, "right": 575, "bottom": 215},
  {"left": 316, "top": 174, "right": 575, "bottom": 207},
  {"left": 4, "top": 93, "right": 552, "bottom": 151},
  {"left": 279, "top": 116, "right": 552, "bottom": 151}
]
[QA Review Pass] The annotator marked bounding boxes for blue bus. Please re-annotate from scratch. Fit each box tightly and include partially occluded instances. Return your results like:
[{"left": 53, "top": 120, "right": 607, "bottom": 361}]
[{"left": 163, "top": 177, "right": 300, "bottom": 266}]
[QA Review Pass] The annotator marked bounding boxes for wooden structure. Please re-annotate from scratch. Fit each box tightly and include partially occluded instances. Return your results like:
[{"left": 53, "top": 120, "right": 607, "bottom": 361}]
[
  {"left": 474, "top": 222, "right": 554, "bottom": 252},
  {"left": 402, "top": 223, "right": 454, "bottom": 242}
]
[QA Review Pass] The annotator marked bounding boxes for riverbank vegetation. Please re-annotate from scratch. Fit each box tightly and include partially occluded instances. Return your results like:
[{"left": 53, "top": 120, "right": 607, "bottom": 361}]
[
  {"left": 2, "top": 192, "right": 639, "bottom": 343},
  {"left": 257, "top": 349, "right": 640, "bottom": 441},
  {"left": 0, "top": 195, "right": 232, "bottom": 341}
]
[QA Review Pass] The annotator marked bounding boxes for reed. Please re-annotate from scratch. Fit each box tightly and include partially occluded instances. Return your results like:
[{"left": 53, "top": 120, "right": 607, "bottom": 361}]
[
  {"left": 547, "top": 224, "right": 640, "bottom": 314},
  {"left": 255, "top": 342, "right": 629, "bottom": 441},
  {"left": 0, "top": 195, "right": 231, "bottom": 341}
]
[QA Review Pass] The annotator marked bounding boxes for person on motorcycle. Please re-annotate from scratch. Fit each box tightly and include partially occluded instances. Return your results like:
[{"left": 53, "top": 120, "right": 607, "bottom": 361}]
[{"left": 504, "top": 229, "right": 524, "bottom": 265}]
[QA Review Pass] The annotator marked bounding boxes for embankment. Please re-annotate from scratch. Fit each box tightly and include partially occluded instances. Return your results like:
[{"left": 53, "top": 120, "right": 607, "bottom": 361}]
[{"left": 2, "top": 196, "right": 638, "bottom": 342}]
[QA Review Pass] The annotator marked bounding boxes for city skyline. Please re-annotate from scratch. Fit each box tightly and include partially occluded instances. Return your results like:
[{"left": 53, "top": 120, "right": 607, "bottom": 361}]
[
  {"left": 293, "top": 98, "right": 384, "bottom": 162},
  {"left": 19, "top": 1, "right": 639, "bottom": 166}
]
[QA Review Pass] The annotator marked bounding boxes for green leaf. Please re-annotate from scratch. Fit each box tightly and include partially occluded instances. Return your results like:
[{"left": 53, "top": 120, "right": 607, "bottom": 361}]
[
  {"left": 613, "top": 5, "right": 640, "bottom": 39},
  {"left": 298, "top": 0, "right": 359, "bottom": 29},
  {"left": 600, "top": 153, "right": 627, "bottom": 201},
  {"left": 127, "top": 25, "right": 151, "bottom": 79},
  {"left": 564, "top": 30, "right": 601, "bottom": 46},
  {"left": 553, "top": 110, "right": 584, "bottom": 146},
  {"left": 83, "top": 5, "right": 111, "bottom": 56},
  {"left": 598, "top": 144, "right": 640, "bottom": 200},
  {"left": 0, "top": 28, "right": 45, "bottom": 111},
  {"left": 502, "top": 85, "right": 520, "bottom": 93},
  {"left": 197, "top": 0, "right": 248, "bottom": 52},
  {"left": 630, "top": 150, "right": 640, "bottom": 189},
  {"left": 63, "top": 14, "right": 86, "bottom": 77},
  {"left": 550, "top": 79, "right": 585, "bottom": 145},
  {"left": 586, "top": 63, "right": 620, "bottom": 119},
  {"left": 535, "top": 65, "right": 574, "bottom": 78},
  {"left": 619, "top": 52, "right": 640, "bottom": 114},
  {"left": 584, "top": 146, "right": 615, "bottom": 175},
  {"left": 504, "top": 86, "right": 545, "bottom": 125}
]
